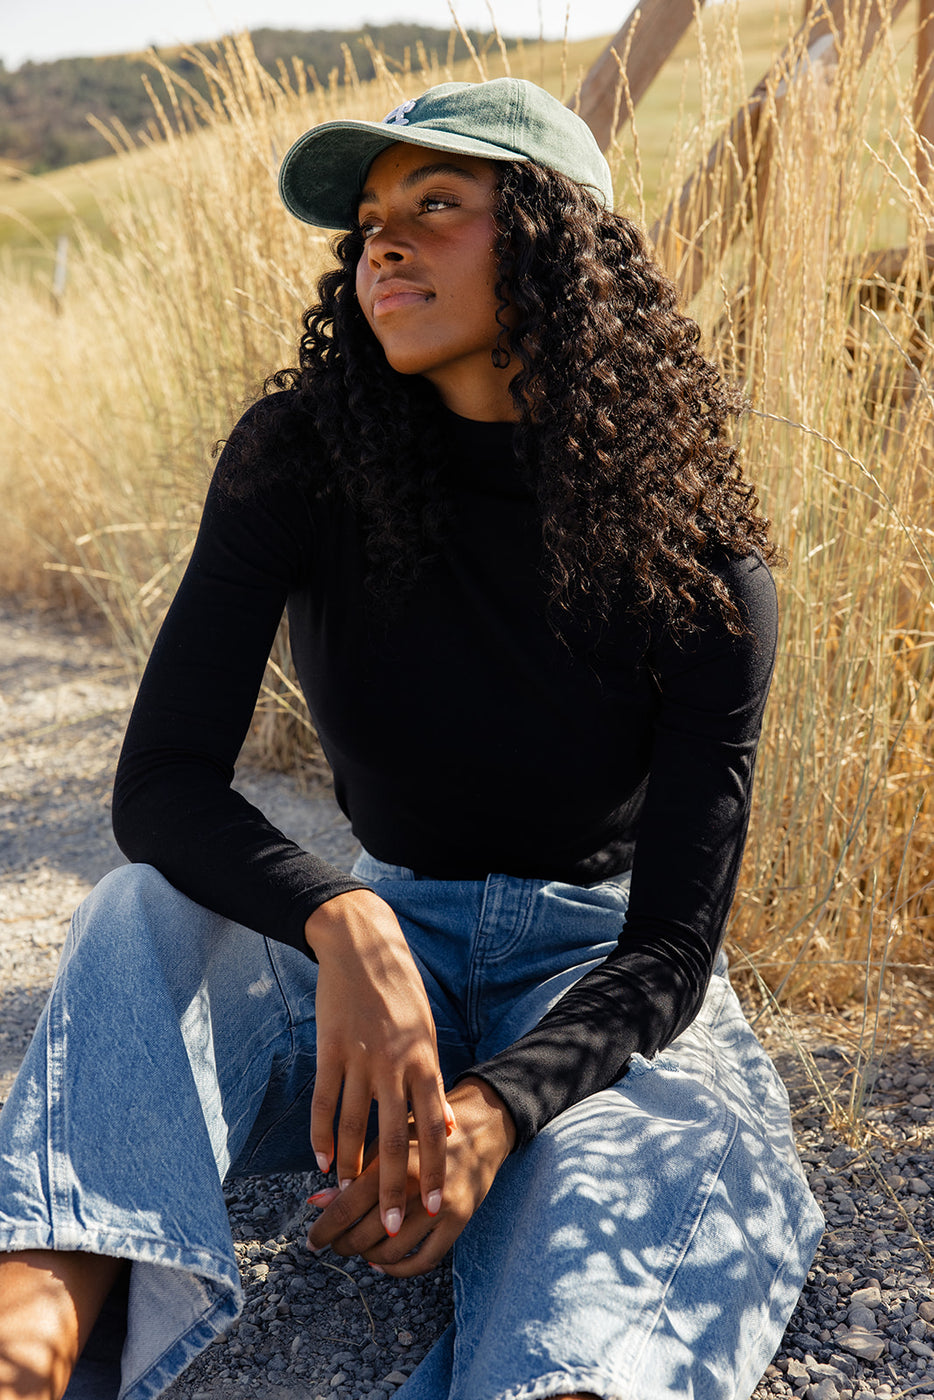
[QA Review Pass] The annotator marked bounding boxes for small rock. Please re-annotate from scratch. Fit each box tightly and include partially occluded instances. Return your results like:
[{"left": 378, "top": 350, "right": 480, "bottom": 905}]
[
  {"left": 397, "top": 1331, "right": 415, "bottom": 1347},
  {"left": 919, "top": 1302, "right": 934, "bottom": 1323},
  {"left": 908, "top": 1178, "right": 931, "bottom": 1196},
  {"left": 838, "top": 1327, "right": 886, "bottom": 1362},
  {"left": 809, "top": 1363, "right": 847, "bottom": 1383},
  {"left": 384, "top": 1372, "right": 409, "bottom": 1386},
  {"left": 848, "top": 1304, "right": 879, "bottom": 1330},
  {"left": 908, "top": 1340, "right": 934, "bottom": 1359},
  {"left": 786, "top": 1358, "right": 811, "bottom": 1385},
  {"left": 851, "top": 1286, "right": 882, "bottom": 1307},
  {"left": 806, "top": 1381, "right": 839, "bottom": 1400}
]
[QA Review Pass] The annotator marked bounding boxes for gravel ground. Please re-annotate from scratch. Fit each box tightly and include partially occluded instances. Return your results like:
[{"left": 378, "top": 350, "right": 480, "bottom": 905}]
[{"left": 1, "top": 602, "right": 932, "bottom": 1400}]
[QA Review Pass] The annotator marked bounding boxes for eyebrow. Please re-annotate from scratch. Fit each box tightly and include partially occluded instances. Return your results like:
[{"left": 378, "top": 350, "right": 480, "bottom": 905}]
[{"left": 357, "top": 161, "right": 482, "bottom": 210}]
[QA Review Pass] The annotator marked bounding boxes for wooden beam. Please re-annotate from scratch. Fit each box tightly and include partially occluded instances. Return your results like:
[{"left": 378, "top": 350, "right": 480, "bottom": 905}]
[
  {"left": 917, "top": 0, "right": 934, "bottom": 189},
  {"left": 851, "top": 238, "right": 934, "bottom": 287},
  {"left": 574, "top": 0, "right": 702, "bottom": 152},
  {"left": 651, "top": 0, "right": 913, "bottom": 299}
]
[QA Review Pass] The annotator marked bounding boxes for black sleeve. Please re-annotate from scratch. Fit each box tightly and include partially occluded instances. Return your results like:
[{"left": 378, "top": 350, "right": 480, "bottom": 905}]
[
  {"left": 464, "top": 554, "right": 778, "bottom": 1147},
  {"left": 112, "top": 413, "right": 369, "bottom": 952}
]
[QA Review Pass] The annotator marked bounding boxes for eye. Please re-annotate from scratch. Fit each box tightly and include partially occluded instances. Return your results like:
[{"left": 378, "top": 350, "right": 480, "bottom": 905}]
[
  {"left": 357, "top": 217, "right": 382, "bottom": 241},
  {"left": 418, "top": 194, "right": 459, "bottom": 214}
]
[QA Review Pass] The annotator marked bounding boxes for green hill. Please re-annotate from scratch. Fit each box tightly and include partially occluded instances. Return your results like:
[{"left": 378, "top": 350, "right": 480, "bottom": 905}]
[{"left": 0, "top": 24, "right": 526, "bottom": 174}]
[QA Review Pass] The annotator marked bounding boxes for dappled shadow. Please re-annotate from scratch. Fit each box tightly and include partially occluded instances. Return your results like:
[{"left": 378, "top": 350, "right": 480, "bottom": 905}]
[
  {"left": 445, "top": 983, "right": 825, "bottom": 1399},
  {"left": 1, "top": 768, "right": 125, "bottom": 886}
]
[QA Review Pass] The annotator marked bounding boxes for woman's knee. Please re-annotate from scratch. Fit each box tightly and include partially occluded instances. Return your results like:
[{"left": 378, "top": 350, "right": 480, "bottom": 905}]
[
  {"left": 73, "top": 863, "right": 233, "bottom": 959},
  {"left": 65, "top": 863, "right": 241, "bottom": 1008},
  {"left": 76, "top": 862, "right": 178, "bottom": 931}
]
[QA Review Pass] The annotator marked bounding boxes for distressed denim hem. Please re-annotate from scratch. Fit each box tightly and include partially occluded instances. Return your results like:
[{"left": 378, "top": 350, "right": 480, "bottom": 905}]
[
  {"left": 119, "top": 1285, "right": 241, "bottom": 1400},
  {"left": 0, "top": 1222, "right": 240, "bottom": 1296},
  {"left": 495, "top": 1370, "right": 625, "bottom": 1400},
  {"left": 0, "top": 1223, "right": 243, "bottom": 1400}
]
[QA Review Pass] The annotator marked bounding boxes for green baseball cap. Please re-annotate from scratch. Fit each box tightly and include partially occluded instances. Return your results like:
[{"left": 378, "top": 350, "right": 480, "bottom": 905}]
[{"left": 278, "top": 77, "right": 614, "bottom": 229}]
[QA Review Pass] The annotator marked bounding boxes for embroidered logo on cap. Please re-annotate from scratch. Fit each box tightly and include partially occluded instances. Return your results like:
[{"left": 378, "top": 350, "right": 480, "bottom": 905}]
[{"left": 383, "top": 100, "right": 416, "bottom": 126}]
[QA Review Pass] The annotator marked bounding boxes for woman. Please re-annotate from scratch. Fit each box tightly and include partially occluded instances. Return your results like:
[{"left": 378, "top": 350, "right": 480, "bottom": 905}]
[{"left": 0, "top": 77, "right": 823, "bottom": 1400}]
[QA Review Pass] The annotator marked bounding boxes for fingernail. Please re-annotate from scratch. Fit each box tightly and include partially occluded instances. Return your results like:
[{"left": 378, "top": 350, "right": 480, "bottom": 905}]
[
  {"left": 384, "top": 1207, "right": 403, "bottom": 1236},
  {"left": 305, "top": 1236, "right": 323, "bottom": 1254},
  {"left": 339, "top": 1179, "right": 353, "bottom": 1191},
  {"left": 444, "top": 1102, "right": 457, "bottom": 1136},
  {"left": 315, "top": 1151, "right": 331, "bottom": 1173},
  {"left": 368, "top": 1263, "right": 385, "bottom": 1274},
  {"left": 306, "top": 1188, "right": 339, "bottom": 1206},
  {"left": 426, "top": 1190, "right": 442, "bottom": 1216}
]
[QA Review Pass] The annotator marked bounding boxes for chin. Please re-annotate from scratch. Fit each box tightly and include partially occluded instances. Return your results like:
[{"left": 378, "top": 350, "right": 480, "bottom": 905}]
[{"left": 380, "top": 350, "right": 439, "bottom": 379}]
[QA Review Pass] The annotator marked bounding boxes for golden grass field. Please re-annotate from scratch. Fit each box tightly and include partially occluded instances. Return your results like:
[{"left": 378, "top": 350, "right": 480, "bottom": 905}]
[{"left": 1, "top": 1, "right": 931, "bottom": 1067}]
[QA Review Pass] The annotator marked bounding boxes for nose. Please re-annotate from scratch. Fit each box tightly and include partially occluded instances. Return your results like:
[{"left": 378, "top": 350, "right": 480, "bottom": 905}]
[{"left": 363, "top": 218, "right": 411, "bottom": 268}]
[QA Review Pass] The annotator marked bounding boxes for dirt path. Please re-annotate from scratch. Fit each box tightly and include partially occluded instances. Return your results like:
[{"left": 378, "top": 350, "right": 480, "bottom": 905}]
[
  {"left": 0, "top": 602, "right": 358, "bottom": 1103},
  {"left": 1, "top": 604, "right": 932, "bottom": 1400}
]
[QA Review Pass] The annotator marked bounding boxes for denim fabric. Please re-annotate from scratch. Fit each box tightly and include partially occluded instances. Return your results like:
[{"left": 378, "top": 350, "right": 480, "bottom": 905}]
[{"left": 0, "top": 858, "right": 823, "bottom": 1400}]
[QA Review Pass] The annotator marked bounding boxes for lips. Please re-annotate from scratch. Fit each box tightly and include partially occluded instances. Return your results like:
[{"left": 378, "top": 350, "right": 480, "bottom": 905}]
[{"left": 370, "top": 279, "right": 434, "bottom": 316}]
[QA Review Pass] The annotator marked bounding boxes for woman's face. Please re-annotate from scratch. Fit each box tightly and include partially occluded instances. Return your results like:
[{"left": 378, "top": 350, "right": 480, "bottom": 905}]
[{"left": 354, "top": 142, "right": 516, "bottom": 422}]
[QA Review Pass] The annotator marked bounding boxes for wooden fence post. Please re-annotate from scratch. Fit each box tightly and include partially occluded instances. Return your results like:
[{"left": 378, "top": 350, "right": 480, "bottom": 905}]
[
  {"left": 917, "top": 0, "right": 934, "bottom": 192},
  {"left": 573, "top": 0, "right": 702, "bottom": 151},
  {"left": 650, "top": 0, "right": 912, "bottom": 299}
]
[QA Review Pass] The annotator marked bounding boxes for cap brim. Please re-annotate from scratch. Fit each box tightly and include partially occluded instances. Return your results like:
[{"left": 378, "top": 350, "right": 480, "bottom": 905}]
[{"left": 278, "top": 119, "right": 529, "bottom": 230}]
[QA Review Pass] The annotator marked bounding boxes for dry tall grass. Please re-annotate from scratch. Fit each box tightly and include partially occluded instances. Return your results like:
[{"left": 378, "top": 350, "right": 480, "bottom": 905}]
[
  {"left": 653, "top": 0, "right": 934, "bottom": 1030},
  {"left": 0, "top": 7, "right": 930, "bottom": 1032}
]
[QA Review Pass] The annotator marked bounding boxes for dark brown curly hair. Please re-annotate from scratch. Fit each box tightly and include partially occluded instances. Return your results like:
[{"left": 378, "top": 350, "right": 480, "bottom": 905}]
[{"left": 226, "top": 159, "right": 776, "bottom": 636}]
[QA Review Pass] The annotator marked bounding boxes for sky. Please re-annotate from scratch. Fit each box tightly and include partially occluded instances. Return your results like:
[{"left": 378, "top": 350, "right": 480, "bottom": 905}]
[{"left": 0, "top": 0, "right": 624, "bottom": 70}]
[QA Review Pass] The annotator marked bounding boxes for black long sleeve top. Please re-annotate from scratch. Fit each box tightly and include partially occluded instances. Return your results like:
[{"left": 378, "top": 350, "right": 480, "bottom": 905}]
[{"left": 113, "top": 402, "right": 778, "bottom": 1148}]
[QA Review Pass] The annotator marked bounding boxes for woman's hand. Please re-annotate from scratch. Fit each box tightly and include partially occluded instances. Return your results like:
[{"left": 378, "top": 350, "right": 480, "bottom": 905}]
[
  {"left": 304, "top": 889, "right": 454, "bottom": 1239},
  {"left": 305, "top": 1076, "right": 516, "bottom": 1277}
]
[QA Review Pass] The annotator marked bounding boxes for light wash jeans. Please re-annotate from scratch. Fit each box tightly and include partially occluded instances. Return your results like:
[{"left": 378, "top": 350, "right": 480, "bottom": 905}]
[{"left": 0, "top": 854, "right": 823, "bottom": 1400}]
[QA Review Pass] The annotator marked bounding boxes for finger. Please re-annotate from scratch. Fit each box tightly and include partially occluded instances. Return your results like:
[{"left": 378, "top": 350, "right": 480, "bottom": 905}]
[
  {"left": 375, "top": 1092, "right": 414, "bottom": 1237},
  {"left": 317, "top": 1204, "right": 387, "bottom": 1259},
  {"left": 371, "top": 1219, "right": 449, "bottom": 1278},
  {"left": 309, "top": 1061, "right": 344, "bottom": 1174},
  {"left": 355, "top": 1194, "right": 433, "bottom": 1268},
  {"left": 306, "top": 1187, "right": 341, "bottom": 1208},
  {"left": 306, "top": 1168, "right": 380, "bottom": 1253},
  {"left": 409, "top": 1073, "right": 449, "bottom": 1216},
  {"left": 334, "top": 1073, "right": 373, "bottom": 1189}
]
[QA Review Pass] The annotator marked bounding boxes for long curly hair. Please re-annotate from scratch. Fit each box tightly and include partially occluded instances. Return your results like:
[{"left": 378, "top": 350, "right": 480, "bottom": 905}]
[{"left": 226, "top": 159, "right": 776, "bottom": 637}]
